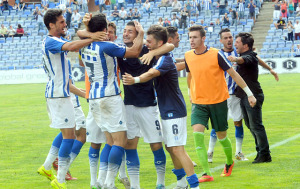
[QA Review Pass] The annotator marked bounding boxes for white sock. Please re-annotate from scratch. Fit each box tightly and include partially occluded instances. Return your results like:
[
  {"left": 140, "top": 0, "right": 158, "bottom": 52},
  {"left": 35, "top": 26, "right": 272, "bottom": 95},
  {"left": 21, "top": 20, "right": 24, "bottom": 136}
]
[
  {"left": 118, "top": 154, "right": 127, "bottom": 178},
  {"left": 177, "top": 176, "right": 187, "bottom": 187},
  {"left": 104, "top": 163, "right": 119, "bottom": 188},
  {"left": 207, "top": 136, "right": 217, "bottom": 153},
  {"left": 89, "top": 157, "right": 98, "bottom": 186},
  {"left": 57, "top": 157, "right": 70, "bottom": 183},
  {"left": 43, "top": 146, "right": 59, "bottom": 170},
  {"left": 236, "top": 137, "right": 243, "bottom": 154},
  {"left": 191, "top": 186, "right": 200, "bottom": 189},
  {"left": 97, "top": 162, "right": 108, "bottom": 187}
]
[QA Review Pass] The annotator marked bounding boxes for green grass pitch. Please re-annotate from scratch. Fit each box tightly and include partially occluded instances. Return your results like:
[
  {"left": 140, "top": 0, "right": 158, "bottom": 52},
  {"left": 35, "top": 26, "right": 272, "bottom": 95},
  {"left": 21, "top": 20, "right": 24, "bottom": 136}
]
[{"left": 0, "top": 73, "right": 299, "bottom": 188}]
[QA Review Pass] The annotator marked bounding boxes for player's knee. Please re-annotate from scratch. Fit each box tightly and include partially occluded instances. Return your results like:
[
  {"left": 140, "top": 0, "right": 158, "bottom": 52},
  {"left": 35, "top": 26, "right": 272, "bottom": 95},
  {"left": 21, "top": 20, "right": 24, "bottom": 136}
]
[
  {"left": 166, "top": 146, "right": 184, "bottom": 156},
  {"left": 91, "top": 143, "right": 102, "bottom": 149},
  {"left": 150, "top": 142, "right": 163, "bottom": 151}
]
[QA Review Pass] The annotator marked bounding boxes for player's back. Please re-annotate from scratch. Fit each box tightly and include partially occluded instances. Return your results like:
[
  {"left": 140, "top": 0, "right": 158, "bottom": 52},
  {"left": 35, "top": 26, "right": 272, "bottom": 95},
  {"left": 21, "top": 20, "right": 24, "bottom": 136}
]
[
  {"left": 80, "top": 41, "right": 126, "bottom": 99},
  {"left": 42, "top": 35, "right": 70, "bottom": 98}
]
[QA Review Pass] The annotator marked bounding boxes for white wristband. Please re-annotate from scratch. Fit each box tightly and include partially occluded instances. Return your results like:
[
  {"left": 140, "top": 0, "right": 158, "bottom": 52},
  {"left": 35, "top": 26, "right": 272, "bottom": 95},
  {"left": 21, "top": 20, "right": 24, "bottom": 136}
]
[
  {"left": 134, "top": 77, "right": 140, "bottom": 84},
  {"left": 243, "top": 86, "right": 253, "bottom": 97}
]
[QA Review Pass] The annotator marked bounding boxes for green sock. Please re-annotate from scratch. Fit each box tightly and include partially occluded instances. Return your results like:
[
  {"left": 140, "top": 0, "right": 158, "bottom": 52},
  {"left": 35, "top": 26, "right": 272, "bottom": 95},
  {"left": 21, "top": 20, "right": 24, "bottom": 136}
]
[
  {"left": 193, "top": 132, "right": 212, "bottom": 176},
  {"left": 218, "top": 136, "right": 234, "bottom": 165}
]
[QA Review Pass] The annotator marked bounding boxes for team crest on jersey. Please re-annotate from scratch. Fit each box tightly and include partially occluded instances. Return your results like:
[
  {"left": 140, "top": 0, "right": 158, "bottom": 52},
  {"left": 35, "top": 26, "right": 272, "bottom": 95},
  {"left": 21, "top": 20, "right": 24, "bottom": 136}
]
[{"left": 119, "top": 121, "right": 123, "bottom": 125}]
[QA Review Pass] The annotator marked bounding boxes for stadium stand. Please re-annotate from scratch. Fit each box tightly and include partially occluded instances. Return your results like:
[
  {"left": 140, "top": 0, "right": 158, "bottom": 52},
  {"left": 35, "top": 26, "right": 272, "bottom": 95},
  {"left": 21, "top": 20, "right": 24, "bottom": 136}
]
[{"left": 0, "top": 0, "right": 259, "bottom": 70}]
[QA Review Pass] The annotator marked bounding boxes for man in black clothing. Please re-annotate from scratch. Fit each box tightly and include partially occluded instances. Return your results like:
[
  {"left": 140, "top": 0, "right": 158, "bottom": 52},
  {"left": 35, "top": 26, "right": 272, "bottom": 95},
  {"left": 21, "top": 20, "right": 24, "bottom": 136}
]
[
  {"left": 227, "top": 32, "right": 272, "bottom": 164},
  {"left": 275, "top": 16, "right": 286, "bottom": 30},
  {"left": 180, "top": 7, "right": 189, "bottom": 28}
]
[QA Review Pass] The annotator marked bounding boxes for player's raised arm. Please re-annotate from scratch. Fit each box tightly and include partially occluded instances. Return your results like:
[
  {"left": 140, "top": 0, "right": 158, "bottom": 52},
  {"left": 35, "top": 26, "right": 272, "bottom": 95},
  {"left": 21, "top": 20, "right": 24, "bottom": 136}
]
[
  {"left": 140, "top": 43, "right": 175, "bottom": 65},
  {"left": 124, "top": 21, "right": 144, "bottom": 58},
  {"left": 122, "top": 68, "right": 161, "bottom": 85}
]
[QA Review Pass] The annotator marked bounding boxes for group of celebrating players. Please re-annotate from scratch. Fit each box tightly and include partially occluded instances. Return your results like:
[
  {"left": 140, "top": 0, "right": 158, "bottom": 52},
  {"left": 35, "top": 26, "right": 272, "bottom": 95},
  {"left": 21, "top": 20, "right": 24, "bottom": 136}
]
[{"left": 37, "top": 8, "right": 278, "bottom": 189}]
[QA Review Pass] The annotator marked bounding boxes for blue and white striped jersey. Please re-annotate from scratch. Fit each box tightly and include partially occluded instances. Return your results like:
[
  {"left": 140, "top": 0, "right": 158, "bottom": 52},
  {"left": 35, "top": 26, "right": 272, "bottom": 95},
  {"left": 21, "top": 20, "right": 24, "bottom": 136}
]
[
  {"left": 219, "top": 48, "right": 239, "bottom": 95},
  {"left": 80, "top": 41, "right": 126, "bottom": 99},
  {"left": 238, "top": 2, "right": 245, "bottom": 11},
  {"left": 67, "top": 59, "right": 81, "bottom": 108},
  {"left": 42, "top": 35, "right": 70, "bottom": 98},
  {"left": 203, "top": 0, "right": 211, "bottom": 10}
]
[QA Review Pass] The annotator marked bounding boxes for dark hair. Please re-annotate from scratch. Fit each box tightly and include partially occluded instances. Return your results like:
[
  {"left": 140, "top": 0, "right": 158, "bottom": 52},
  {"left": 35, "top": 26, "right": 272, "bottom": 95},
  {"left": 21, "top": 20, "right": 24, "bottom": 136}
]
[
  {"left": 166, "top": 26, "right": 178, "bottom": 38},
  {"left": 188, "top": 25, "right": 206, "bottom": 37},
  {"left": 235, "top": 32, "right": 254, "bottom": 50},
  {"left": 147, "top": 25, "right": 168, "bottom": 44},
  {"left": 108, "top": 22, "right": 117, "bottom": 35},
  {"left": 88, "top": 13, "right": 107, "bottom": 33},
  {"left": 18, "top": 24, "right": 22, "bottom": 29},
  {"left": 219, "top": 28, "right": 231, "bottom": 38},
  {"left": 126, "top": 21, "right": 135, "bottom": 27},
  {"left": 44, "top": 9, "right": 63, "bottom": 30}
]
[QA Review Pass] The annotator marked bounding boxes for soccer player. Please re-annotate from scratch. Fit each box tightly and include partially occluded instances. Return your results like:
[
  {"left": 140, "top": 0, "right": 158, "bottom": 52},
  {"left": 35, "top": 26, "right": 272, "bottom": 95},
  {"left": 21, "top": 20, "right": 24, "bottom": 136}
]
[
  {"left": 166, "top": 26, "right": 186, "bottom": 72},
  {"left": 79, "top": 14, "right": 144, "bottom": 188},
  {"left": 207, "top": 28, "right": 279, "bottom": 163},
  {"left": 117, "top": 21, "right": 174, "bottom": 189},
  {"left": 37, "top": 9, "right": 104, "bottom": 189},
  {"left": 122, "top": 25, "right": 200, "bottom": 189},
  {"left": 185, "top": 25, "right": 256, "bottom": 183},
  {"left": 227, "top": 32, "right": 272, "bottom": 163},
  {"left": 78, "top": 19, "right": 130, "bottom": 189}
]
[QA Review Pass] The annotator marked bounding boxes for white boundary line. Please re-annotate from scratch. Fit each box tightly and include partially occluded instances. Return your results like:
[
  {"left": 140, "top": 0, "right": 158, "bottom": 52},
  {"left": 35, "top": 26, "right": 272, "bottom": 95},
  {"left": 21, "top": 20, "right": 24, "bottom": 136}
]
[{"left": 166, "top": 133, "right": 300, "bottom": 189}]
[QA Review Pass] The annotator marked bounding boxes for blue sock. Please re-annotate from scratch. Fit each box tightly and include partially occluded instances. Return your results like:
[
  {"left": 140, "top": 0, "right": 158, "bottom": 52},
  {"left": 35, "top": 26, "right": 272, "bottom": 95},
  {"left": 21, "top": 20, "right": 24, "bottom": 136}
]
[
  {"left": 89, "top": 146, "right": 100, "bottom": 159},
  {"left": 172, "top": 168, "right": 186, "bottom": 181},
  {"left": 89, "top": 146, "right": 100, "bottom": 186},
  {"left": 153, "top": 147, "right": 166, "bottom": 185},
  {"left": 52, "top": 132, "right": 63, "bottom": 148},
  {"left": 235, "top": 125, "right": 244, "bottom": 139},
  {"left": 210, "top": 129, "right": 217, "bottom": 138},
  {"left": 59, "top": 139, "right": 74, "bottom": 158},
  {"left": 235, "top": 125, "right": 244, "bottom": 153},
  {"left": 126, "top": 149, "right": 140, "bottom": 176},
  {"left": 100, "top": 144, "right": 112, "bottom": 164},
  {"left": 108, "top": 145, "right": 124, "bottom": 166},
  {"left": 186, "top": 174, "right": 199, "bottom": 188},
  {"left": 70, "top": 140, "right": 84, "bottom": 163}
]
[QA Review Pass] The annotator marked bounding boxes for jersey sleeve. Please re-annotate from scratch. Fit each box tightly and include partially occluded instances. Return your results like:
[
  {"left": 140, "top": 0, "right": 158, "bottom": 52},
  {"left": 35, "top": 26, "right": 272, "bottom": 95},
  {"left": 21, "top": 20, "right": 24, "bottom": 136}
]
[
  {"left": 46, "top": 37, "right": 67, "bottom": 54},
  {"left": 102, "top": 42, "right": 126, "bottom": 58},
  {"left": 152, "top": 56, "right": 173, "bottom": 75},
  {"left": 240, "top": 52, "right": 258, "bottom": 66},
  {"left": 217, "top": 50, "right": 232, "bottom": 71},
  {"left": 184, "top": 57, "right": 190, "bottom": 72}
]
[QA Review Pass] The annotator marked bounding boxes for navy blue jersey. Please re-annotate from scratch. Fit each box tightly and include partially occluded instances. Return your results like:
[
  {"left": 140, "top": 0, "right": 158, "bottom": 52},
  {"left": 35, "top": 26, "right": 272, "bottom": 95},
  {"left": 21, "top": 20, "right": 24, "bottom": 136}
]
[
  {"left": 117, "top": 45, "right": 157, "bottom": 107},
  {"left": 153, "top": 53, "right": 187, "bottom": 120}
]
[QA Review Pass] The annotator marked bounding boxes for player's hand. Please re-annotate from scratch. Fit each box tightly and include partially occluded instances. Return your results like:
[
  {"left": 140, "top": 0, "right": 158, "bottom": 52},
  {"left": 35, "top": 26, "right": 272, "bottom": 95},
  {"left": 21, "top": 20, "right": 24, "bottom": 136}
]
[
  {"left": 90, "top": 31, "right": 107, "bottom": 41},
  {"left": 140, "top": 51, "right": 154, "bottom": 65},
  {"left": 227, "top": 55, "right": 236, "bottom": 62},
  {"left": 248, "top": 95, "right": 257, "bottom": 108},
  {"left": 122, "top": 72, "right": 135, "bottom": 85},
  {"left": 133, "top": 21, "right": 144, "bottom": 34},
  {"left": 270, "top": 69, "right": 279, "bottom": 81},
  {"left": 83, "top": 13, "right": 92, "bottom": 30}
]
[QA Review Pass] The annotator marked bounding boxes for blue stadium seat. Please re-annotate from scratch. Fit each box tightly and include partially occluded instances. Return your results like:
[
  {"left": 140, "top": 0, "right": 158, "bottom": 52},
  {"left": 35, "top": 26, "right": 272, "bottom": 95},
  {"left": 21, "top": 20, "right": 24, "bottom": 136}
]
[
  {"left": 270, "top": 41, "right": 277, "bottom": 48},
  {"left": 277, "top": 41, "right": 285, "bottom": 47},
  {"left": 260, "top": 48, "right": 267, "bottom": 54},
  {"left": 259, "top": 54, "right": 266, "bottom": 58},
  {"left": 19, "top": 59, "right": 27, "bottom": 66},
  {"left": 0, "top": 61, "right": 5, "bottom": 66},
  {"left": 275, "top": 29, "right": 282, "bottom": 36},
  {"left": 273, "top": 36, "right": 280, "bottom": 42},
  {"left": 286, "top": 41, "right": 293, "bottom": 48},
  {"left": 283, "top": 47, "right": 291, "bottom": 53},
  {"left": 264, "top": 54, "right": 272, "bottom": 59},
  {"left": 24, "top": 65, "right": 34, "bottom": 69},
  {"left": 275, "top": 47, "right": 283, "bottom": 53},
  {"left": 268, "top": 29, "right": 275, "bottom": 36},
  {"left": 263, "top": 42, "right": 270, "bottom": 49},
  {"left": 268, "top": 48, "right": 275, "bottom": 54},
  {"left": 265, "top": 36, "right": 272, "bottom": 42},
  {"left": 272, "top": 54, "right": 280, "bottom": 58},
  {"left": 281, "top": 53, "right": 289, "bottom": 58}
]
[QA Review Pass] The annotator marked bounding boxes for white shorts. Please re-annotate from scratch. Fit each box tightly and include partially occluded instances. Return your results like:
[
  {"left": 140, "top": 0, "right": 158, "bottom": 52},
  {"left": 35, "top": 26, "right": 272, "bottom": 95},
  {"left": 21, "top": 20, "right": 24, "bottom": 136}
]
[
  {"left": 162, "top": 117, "right": 187, "bottom": 147},
  {"left": 74, "top": 106, "right": 86, "bottom": 130},
  {"left": 86, "top": 111, "right": 106, "bottom": 144},
  {"left": 227, "top": 95, "right": 243, "bottom": 122},
  {"left": 125, "top": 105, "right": 163, "bottom": 143},
  {"left": 89, "top": 95, "right": 127, "bottom": 133},
  {"left": 47, "top": 97, "right": 75, "bottom": 129}
]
